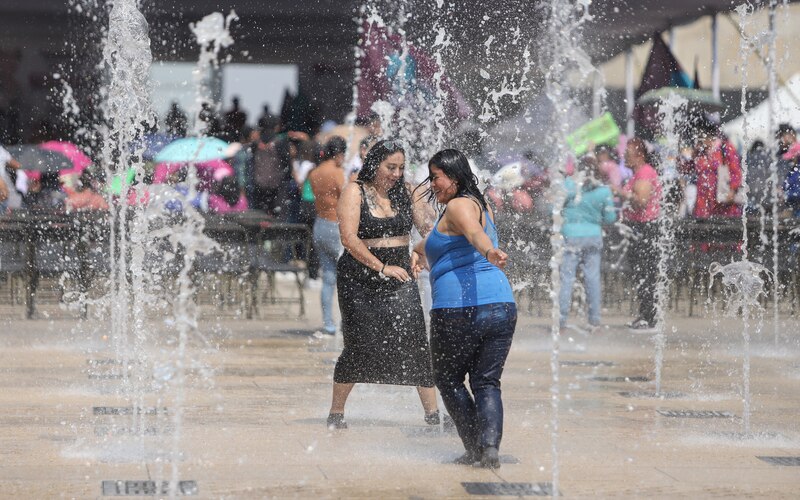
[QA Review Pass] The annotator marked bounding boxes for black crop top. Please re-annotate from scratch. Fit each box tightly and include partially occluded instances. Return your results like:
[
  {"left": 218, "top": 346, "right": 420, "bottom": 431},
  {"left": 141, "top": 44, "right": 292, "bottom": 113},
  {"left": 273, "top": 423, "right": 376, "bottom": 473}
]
[{"left": 356, "top": 183, "right": 413, "bottom": 240}]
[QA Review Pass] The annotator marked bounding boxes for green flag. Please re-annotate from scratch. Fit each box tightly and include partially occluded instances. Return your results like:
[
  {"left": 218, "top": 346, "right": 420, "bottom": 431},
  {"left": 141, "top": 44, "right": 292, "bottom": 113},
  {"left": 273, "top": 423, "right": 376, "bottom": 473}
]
[{"left": 566, "top": 112, "right": 620, "bottom": 156}]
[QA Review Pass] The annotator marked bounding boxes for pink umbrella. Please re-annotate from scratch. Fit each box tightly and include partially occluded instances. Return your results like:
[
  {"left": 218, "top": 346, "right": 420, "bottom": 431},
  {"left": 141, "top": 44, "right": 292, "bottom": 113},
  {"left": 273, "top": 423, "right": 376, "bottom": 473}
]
[
  {"left": 152, "top": 159, "right": 234, "bottom": 192},
  {"left": 40, "top": 141, "right": 92, "bottom": 176}
]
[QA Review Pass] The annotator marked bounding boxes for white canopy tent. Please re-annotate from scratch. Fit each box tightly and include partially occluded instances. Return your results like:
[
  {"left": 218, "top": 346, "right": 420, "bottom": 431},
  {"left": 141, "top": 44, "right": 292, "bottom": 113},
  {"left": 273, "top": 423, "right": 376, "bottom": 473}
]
[{"left": 722, "top": 73, "right": 800, "bottom": 148}]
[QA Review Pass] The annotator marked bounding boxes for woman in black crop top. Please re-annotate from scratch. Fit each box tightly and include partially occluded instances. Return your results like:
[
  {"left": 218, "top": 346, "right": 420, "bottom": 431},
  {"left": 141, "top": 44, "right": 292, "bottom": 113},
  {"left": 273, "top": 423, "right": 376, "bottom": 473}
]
[{"left": 326, "top": 139, "right": 447, "bottom": 430}]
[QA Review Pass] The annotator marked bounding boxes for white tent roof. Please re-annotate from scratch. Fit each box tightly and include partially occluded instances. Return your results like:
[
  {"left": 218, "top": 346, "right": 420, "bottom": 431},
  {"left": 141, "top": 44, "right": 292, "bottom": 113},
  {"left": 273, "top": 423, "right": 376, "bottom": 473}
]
[{"left": 722, "top": 73, "right": 800, "bottom": 147}]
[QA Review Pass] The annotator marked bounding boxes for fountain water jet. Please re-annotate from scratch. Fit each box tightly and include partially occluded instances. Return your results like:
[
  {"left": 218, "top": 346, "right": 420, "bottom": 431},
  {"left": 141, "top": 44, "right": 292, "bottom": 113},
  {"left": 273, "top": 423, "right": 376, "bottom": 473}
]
[
  {"left": 708, "top": 260, "right": 771, "bottom": 434},
  {"left": 540, "top": 0, "right": 599, "bottom": 494},
  {"left": 652, "top": 93, "right": 689, "bottom": 395}
]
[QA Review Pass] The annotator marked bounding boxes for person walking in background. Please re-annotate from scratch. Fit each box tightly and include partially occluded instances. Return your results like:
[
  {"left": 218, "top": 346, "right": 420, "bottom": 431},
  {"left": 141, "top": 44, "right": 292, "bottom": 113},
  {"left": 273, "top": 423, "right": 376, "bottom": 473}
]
[
  {"left": 308, "top": 137, "right": 347, "bottom": 335},
  {"left": 327, "top": 139, "right": 442, "bottom": 430},
  {"left": 411, "top": 149, "right": 516, "bottom": 469},
  {"left": 612, "top": 138, "right": 661, "bottom": 331},
  {"left": 559, "top": 156, "right": 617, "bottom": 331}
]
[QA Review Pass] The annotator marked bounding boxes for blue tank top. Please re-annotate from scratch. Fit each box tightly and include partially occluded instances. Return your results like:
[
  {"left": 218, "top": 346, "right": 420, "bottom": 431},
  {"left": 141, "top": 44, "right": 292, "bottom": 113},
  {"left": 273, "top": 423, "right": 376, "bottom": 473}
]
[{"left": 425, "top": 210, "right": 515, "bottom": 309}]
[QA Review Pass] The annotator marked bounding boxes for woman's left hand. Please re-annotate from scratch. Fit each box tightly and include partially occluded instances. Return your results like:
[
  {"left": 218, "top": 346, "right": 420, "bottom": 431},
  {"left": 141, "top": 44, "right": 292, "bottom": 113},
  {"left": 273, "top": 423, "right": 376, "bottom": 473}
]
[
  {"left": 486, "top": 248, "right": 508, "bottom": 269},
  {"left": 410, "top": 250, "right": 428, "bottom": 279}
]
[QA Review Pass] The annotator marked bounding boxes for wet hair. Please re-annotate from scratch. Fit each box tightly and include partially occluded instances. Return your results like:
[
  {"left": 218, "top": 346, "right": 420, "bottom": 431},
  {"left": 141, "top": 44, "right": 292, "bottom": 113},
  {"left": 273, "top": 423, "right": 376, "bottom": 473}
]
[
  {"left": 355, "top": 111, "right": 380, "bottom": 127},
  {"left": 359, "top": 135, "right": 377, "bottom": 150},
  {"left": 321, "top": 136, "right": 347, "bottom": 161},
  {"left": 357, "top": 139, "right": 409, "bottom": 212},
  {"left": 417, "top": 148, "right": 488, "bottom": 213}
]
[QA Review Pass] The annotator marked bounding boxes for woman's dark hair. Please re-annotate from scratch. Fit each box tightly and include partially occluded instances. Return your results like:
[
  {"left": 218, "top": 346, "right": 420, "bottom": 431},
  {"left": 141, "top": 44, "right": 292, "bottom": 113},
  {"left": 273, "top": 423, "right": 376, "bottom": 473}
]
[
  {"left": 416, "top": 148, "right": 488, "bottom": 213},
  {"left": 357, "top": 139, "right": 409, "bottom": 212},
  {"left": 321, "top": 136, "right": 347, "bottom": 161}
]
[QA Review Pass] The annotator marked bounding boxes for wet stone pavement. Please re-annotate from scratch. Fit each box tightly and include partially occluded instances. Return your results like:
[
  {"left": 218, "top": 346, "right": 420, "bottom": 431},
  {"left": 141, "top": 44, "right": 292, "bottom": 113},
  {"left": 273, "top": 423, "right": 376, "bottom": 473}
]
[{"left": 1, "top": 291, "right": 799, "bottom": 499}]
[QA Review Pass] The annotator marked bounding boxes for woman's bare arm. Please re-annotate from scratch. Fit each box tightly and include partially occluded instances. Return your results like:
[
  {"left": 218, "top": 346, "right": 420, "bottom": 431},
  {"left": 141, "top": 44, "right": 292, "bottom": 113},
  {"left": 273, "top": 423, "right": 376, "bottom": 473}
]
[
  {"left": 631, "top": 178, "right": 653, "bottom": 209},
  {"left": 409, "top": 182, "right": 435, "bottom": 237},
  {"left": 337, "top": 183, "right": 410, "bottom": 281},
  {"left": 445, "top": 198, "right": 508, "bottom": 268}
]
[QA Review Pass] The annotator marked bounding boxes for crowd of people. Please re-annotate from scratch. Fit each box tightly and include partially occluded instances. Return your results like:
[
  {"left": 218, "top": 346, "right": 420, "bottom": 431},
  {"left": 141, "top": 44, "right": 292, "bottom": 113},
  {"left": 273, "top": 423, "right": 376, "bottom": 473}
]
[
  {"left": 1, "top": 95, "right": 799, "bottom": 464},
  {"left": 555, "top": 117, "right": 799, "bottom": 331}
]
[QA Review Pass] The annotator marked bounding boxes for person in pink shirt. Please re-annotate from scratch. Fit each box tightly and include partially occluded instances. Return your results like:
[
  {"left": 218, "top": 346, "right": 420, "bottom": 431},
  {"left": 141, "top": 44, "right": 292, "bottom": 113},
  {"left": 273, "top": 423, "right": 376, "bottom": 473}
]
[
  {"left": 688, "top": 119, "right": 742, "bottom": 219},
  {"left": 611, "top": 138, "right": 661, "bottom": 331}
]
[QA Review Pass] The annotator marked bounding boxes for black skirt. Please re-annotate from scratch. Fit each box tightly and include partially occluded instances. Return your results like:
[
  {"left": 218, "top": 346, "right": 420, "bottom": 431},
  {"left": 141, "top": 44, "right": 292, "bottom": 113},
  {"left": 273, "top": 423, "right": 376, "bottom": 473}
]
[{"left": 333, "top": 246, "right": 435, "bottom": 386}]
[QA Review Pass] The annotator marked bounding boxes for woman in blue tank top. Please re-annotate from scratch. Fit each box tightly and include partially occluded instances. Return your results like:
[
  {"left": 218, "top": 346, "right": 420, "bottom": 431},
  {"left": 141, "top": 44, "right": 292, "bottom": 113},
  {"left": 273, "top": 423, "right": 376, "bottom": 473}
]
[{"left": 411, "top": 149, "right": 516, "bottom": 469}]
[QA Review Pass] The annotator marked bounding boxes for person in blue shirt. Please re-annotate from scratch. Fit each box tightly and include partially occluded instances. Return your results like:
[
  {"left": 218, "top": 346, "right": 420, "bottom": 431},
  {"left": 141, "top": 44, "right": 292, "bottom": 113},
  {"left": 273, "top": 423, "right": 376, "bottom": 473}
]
[
  {"left": 412, "top": 149, "right": 515, "bottom": 469},
  {"left": 559, "top": 155, "right": 617, "bottom": 330}
]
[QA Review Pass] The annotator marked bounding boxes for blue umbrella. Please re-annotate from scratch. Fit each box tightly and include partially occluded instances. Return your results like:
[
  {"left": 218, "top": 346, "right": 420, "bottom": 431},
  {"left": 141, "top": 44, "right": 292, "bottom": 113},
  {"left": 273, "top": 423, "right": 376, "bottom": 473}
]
[
  {"left": 130, "top": 133, "right": 178, "bottom": 161},
  {"left": 154, "top": 136, "right": 230, "bottom": 163}
]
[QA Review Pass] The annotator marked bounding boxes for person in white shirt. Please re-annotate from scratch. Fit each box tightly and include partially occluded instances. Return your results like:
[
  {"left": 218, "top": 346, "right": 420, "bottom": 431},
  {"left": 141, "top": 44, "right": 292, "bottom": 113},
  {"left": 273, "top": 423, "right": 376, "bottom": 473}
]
[
  {"left": 344, "top": 136, "right": 377, "bottom": 183},
  {"left": 0, "top": 145, "right": 24, "bottom": 209}
]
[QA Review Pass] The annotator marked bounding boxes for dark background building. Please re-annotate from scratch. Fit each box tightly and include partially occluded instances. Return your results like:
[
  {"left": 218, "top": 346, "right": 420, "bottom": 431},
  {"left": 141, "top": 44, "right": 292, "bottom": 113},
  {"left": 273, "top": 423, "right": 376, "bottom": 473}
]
[{"left": 0, "top": 0, "right": 791, "bottom": 144}]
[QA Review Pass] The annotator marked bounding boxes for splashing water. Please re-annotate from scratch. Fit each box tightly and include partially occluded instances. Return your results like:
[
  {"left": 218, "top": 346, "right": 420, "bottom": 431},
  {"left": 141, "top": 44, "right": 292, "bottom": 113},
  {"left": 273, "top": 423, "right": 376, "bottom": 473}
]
[
  {"left": 96, "top": 0, "right": 156, "bottom": 455},
  {"left": 189, "top": 11, "right": 237, "bottom": 135},
  {"left": 652, "top": 93, "right": 688, "bottom": 395},
  {"left": 541, "top": 0, "right": 598, "bottom": 495},
  {"left": 708, "top": 260, "right": 772, "bottom": 434},
  {"left": 150, "top": 11, "right": 236, "bottom": 497}
]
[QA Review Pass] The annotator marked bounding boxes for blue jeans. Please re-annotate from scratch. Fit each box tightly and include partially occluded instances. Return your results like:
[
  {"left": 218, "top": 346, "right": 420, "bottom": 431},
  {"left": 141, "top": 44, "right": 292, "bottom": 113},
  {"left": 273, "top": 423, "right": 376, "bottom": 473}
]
[
  {"left": 559, "top": 236, "right": 602, "bottom": 327},
  {"left": 430, "top": 302, "right": 517, "bottom": 454},
  {"left": 313, "top": 218, "right": 342, "bottom": 332}
]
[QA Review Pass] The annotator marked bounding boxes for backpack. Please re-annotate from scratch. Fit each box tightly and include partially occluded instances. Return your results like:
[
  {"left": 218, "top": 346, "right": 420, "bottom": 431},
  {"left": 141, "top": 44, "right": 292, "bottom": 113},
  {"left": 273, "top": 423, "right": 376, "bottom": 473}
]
[{"left": 252, "top": 143, "right": 284, "bottom": 190}]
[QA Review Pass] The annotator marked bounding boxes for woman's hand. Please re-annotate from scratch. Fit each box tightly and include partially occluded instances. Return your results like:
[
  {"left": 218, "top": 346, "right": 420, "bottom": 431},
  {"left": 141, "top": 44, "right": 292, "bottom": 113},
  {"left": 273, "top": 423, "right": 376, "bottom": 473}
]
[
  {"left": 486, "top": 248, "right": 508, "bottom": 269},
  {"left": 382, "top": 264, "right": 411, "bottom": 282},
  {"left": 410, "top": 250, "right": 428, "bottom": 279}
]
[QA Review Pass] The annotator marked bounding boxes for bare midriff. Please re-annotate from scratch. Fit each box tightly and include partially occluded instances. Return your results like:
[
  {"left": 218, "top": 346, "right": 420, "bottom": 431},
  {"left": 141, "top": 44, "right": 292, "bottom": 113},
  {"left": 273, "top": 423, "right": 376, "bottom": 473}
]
[{"left": 362, "top": 235, "right": 410, "bottom": 248}]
